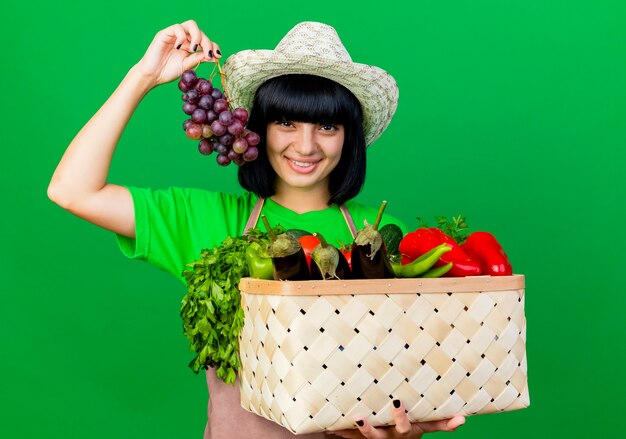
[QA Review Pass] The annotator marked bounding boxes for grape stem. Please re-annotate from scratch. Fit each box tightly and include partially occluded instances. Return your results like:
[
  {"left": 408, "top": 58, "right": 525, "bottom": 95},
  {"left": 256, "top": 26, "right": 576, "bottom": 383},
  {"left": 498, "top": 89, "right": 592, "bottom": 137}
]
[{"left": 209, "top": 59, "right": 231, "bottom": 107}]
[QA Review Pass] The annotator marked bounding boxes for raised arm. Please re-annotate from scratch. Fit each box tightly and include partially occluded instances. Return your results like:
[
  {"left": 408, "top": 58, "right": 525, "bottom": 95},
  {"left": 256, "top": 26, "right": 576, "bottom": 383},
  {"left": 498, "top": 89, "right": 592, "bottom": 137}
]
[{"left": 47, "top": 20, "right": 220, "bottom": 238}]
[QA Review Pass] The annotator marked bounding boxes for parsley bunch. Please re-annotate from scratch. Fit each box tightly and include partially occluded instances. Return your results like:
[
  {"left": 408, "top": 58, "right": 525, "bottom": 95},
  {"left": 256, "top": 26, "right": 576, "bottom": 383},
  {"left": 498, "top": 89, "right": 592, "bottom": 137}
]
[{"left": 180, "top": 227, "right": 280, "bottom": 384}]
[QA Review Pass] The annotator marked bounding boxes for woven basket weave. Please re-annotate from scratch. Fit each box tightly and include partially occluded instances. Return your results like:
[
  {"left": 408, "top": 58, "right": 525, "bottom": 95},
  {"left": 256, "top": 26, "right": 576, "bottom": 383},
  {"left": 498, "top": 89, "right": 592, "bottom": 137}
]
[{"left": 238, "top": 275, "right": 529, "bottom": 434}]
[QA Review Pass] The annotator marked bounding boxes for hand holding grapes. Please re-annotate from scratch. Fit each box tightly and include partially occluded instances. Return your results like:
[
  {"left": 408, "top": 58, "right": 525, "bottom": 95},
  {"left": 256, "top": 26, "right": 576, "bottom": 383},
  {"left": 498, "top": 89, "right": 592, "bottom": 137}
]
[{"left": 135, "top": 20, "right": 219, "bottom": 88}]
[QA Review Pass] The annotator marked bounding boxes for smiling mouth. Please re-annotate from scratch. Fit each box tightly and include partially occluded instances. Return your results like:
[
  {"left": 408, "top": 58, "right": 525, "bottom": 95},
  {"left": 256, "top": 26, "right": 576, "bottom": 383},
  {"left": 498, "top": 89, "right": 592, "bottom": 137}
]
[{"left": 290, "top": 159, "right": 316, "bottom": 167}]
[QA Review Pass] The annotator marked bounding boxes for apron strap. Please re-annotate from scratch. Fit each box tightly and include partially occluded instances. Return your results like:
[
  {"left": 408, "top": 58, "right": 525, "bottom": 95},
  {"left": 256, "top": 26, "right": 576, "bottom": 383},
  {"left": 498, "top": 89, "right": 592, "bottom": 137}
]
[
  {"left": 339, "top": 204, "right": 358, "bottom": 240},
  {"left": 243, "top": 197, "right": 265, "bottom": 235},
  {"left": 243, "top": 197, "right": 358, "bottom": 240}
]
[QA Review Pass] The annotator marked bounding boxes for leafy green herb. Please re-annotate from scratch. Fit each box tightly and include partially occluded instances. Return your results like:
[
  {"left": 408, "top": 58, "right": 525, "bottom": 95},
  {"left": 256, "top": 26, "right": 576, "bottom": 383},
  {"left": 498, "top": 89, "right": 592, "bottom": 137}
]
[
  {"left": 417, "top": 214, "right": 471, "bottom": 245},
  {"left": 180, "top": 226, "right": 282, "bottom": 384}
]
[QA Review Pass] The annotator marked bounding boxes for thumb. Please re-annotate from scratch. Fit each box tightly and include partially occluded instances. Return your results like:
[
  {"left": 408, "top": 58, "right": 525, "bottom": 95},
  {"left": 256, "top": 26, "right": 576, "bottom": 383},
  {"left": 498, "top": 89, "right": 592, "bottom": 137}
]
[{"left": 181, "top": 52, "right": 208, "bottom": 72}]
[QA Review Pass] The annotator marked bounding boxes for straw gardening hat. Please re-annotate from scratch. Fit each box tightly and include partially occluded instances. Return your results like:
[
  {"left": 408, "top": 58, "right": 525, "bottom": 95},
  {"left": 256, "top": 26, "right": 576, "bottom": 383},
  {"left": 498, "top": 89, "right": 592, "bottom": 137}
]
[{"left": 222, "top": 22, "right": 399, "bottom": 146}]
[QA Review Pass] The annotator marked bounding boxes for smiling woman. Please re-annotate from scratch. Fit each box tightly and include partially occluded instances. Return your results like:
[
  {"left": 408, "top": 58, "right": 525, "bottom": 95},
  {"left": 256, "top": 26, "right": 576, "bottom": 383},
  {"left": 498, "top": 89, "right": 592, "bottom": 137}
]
[
  {"left": 239, "top": 74, "right": 364, "bottom": 213},
  {"left": 47, "top": 19, "right": 464, "bottom": 439}
]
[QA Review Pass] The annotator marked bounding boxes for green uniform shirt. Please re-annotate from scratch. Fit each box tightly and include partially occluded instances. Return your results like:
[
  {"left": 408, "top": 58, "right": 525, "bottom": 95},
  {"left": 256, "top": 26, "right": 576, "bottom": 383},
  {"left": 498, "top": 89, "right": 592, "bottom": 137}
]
[{"left": 116, "top": 187, "right": 407, "bottom": 284}]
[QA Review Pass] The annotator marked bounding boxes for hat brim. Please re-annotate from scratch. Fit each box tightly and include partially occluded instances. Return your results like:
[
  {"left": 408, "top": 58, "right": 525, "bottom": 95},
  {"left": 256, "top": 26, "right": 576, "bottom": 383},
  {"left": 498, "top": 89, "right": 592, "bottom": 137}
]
[{"left": 223, "top": 50, "right": 398, "bottom": 146}]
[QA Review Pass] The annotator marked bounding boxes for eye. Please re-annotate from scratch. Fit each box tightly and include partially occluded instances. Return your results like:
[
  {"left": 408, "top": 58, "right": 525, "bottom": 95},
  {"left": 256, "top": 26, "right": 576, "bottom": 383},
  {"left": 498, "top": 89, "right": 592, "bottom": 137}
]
[
  {"left": 320, "top": 124, "right": 339, "bottom": 131},
  {"left": 275, "top": 120, "right": 293, "bottom": 128}
]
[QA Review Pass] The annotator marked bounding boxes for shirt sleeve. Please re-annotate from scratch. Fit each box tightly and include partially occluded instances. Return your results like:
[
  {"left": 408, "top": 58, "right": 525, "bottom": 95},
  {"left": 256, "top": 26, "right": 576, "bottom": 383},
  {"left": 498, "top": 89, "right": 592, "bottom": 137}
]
[{"left": 116, "top": 187, "right": 253, "bottom": 282}]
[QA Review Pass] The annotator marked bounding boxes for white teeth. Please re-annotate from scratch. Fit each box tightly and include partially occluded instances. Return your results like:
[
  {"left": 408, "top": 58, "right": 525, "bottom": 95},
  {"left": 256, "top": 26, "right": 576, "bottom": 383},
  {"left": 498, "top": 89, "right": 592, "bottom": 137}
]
[{"left": 291, "top": 160, "right": 314, "bottom": 167}]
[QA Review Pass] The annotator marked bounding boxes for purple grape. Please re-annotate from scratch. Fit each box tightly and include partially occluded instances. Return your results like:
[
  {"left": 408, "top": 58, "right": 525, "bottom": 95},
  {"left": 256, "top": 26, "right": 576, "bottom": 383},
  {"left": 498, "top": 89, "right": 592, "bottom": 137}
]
[
  {"left": 233, "top": 156, "right": 245, "bottom": 166},
  {"left": 191, "top": 108, "right": 207, "bottom": 124},
  {"left": 183, "top": 119, "right": 193, "bottom": 131},
  {"left": 206, "top": 110, "right": 218, "bottom": 123},
  {"left": 183, "top": 89, "right": 199, "bottom": 104},
  {"left": 183, "top": 102, "right": 197, "bottom": 115},
  {"left": 211, "top": 120, "right": 227, "bottom": 136},
  {"left": 218, "top": 111, "right": 234, "bottom": 126},
  {"left": 198, "top": 95, "right": 214, "bottom": 110},
  {"left": 214, "top": 142, "right": 229, "bottom": 154},
  {"left": 227, "top": 149, "right": 241, "bottom": 161},
  {"left": 216, "top": 153, "right": 231, "bottom": 166},
  {"left": 245, "top": 131, "right": 261, "bottom": 146},
  {"left": 181, "top": 70, "right": 198, "bottom": 87},
  {"left": 210, "top": 88, "right": 224, "bottom": 100},
  {"left": 194, "top": 78, "right": 212, "bottom": 95},
  {"left": 220, "top": 133, "right": 234, "bottom": 146},
  {"left": 227, "top": 119, "right": 244, "bottom": 135},
  {"left": 232, "top": 108, "right": 249, "bottom": 123},
  {"left": 186, "top": 124, "right": 203, "bottom": 140},
  {"left": 198, "top": 139, "right": 213, "bottom": 155},
  {"left": 178, "top": 80, "right": 191, "bottom": 92},
  {"left": 213, "top": 99, "right": 229, "bottom": 113},
  {"left": 232, "top": 137, "right": 249, "bottom": 154},
  {"left": 243, "top": 146, "right": 259, "bottom": 161}
]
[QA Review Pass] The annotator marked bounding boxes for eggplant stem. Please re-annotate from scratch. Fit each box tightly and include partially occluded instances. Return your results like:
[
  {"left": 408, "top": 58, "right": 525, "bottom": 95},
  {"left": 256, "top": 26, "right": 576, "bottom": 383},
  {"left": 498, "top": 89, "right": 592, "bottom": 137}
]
[
  {"left": 373, "top": 200, "right": 387, "bottom": 230},
  {"left": 261, "top": 215, "right": 277, "bottom": 241},
  {"left": 313, "top": 232, "right": 329, "bottom": 247}
]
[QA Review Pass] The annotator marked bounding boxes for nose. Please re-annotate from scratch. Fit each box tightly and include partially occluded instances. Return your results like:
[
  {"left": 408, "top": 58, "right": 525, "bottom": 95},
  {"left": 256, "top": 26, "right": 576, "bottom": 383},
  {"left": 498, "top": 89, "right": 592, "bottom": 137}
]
[{"left": 293, "top": 123, "right": 318, "bottom": 155}]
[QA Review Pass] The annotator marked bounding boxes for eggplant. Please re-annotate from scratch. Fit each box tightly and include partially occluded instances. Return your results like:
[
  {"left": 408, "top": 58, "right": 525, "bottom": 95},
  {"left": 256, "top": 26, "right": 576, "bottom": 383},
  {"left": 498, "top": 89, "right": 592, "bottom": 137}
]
[
  {"left": 309, "top": 233, "right": 351, "bottom": 280},
  {"left": 262, "top": 215, "right": 310, "bottom": 280},
  {"left": 350, "top": 201, "right": 394, "bottom": 279}
]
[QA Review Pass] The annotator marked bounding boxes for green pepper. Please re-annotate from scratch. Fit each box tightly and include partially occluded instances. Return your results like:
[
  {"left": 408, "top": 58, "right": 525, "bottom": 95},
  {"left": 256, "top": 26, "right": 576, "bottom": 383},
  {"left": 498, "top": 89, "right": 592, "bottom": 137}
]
[
  {"left": 420, "top": 262, "right": 453, "bottom": 278},
  {"left": 245, "top": 241, "right": 274, "bottom": 280},
  {"left": 391, "top": 243, "right": 451, "bottom": 278}
]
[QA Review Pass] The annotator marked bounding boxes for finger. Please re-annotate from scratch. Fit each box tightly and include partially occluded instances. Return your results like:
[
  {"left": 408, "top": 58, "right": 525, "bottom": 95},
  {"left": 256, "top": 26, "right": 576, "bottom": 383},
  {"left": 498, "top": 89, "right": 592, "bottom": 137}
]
[
  {"left": 412, "top": 416, "right": 466, "bottom": 434},
  {"left": 181, "top": 19, "right": 203, "bottom": 53},
  {"left": 171, "top": 23, "right": 190, "bottom": 51},
  {"left": 199, "top": 31, "right": 215, "bottom": 60},
  {"left": 213, "top": 41, "right": 222, "bottom": 59},
  {"left": 391, "top": 400, "right": 411, "bottom": 436},
  {"left": 355, "top": 419, "right": 383, "bottom": 439}
]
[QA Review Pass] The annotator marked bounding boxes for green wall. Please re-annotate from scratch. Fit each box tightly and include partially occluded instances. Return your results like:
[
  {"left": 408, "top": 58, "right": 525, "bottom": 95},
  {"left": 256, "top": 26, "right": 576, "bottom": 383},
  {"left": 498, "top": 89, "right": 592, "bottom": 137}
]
[{"left": 2, "top": 0, "right": 625, "bottom": 437}]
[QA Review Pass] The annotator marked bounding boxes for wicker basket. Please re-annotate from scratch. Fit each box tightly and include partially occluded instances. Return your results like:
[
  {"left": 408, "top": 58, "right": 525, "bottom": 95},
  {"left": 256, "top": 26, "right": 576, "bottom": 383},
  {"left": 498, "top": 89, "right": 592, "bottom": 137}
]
[{"left": 238, "top": 275, "right": 529, "bottom": 434}]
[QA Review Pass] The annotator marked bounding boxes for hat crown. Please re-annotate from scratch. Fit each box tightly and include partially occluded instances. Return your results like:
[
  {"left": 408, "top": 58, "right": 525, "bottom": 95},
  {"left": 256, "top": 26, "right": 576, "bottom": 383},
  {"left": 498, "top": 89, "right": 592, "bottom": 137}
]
[{"left": 274, "top": 22, "right": 353, "bottom": 62}]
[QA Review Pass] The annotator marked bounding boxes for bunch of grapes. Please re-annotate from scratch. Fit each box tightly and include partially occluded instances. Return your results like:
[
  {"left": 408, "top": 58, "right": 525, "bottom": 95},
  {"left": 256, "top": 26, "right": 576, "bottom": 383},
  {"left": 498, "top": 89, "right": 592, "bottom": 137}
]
[{"left": 179, "top": 69, "right": 261, "bottom": 166}]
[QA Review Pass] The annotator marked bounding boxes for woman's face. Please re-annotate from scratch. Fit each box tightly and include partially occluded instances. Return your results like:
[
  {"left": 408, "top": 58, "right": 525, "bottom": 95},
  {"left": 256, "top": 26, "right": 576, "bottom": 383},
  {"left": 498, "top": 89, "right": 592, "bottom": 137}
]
[{"left": 265, "top": 120, "right": 344, "bottom": 195}]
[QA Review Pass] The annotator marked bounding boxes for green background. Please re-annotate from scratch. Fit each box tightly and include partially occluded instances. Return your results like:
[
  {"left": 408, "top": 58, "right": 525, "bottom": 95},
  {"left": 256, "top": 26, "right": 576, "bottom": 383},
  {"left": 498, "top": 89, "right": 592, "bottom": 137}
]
[{"left": 2, "top": 0, "right": 625, "bottom": 437}]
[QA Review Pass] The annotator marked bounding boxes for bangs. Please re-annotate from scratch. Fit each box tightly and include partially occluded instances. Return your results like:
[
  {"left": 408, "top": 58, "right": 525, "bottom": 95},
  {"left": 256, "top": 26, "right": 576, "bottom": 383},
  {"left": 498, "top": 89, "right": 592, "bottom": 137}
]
[{"left": 253, "top": 74, "right": 360, "bottom": 125}]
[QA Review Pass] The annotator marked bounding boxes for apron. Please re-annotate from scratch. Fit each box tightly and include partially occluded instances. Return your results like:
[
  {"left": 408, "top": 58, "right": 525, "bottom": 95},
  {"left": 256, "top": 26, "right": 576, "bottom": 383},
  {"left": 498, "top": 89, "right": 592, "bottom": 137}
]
[{"left": 203, "top": 197, "right": 357, "bottom": 439}]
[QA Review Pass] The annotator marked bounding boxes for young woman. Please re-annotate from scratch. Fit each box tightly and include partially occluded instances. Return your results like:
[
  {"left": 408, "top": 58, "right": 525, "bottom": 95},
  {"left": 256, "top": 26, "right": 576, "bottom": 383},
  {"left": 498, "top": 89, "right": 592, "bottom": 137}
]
[{"left": 48, "top": 20, "right": 465, "bottom": 439}]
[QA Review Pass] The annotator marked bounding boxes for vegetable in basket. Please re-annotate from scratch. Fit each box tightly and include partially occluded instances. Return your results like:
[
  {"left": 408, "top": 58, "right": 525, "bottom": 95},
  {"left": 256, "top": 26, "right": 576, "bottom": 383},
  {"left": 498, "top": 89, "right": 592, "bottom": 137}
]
[
  {"left": 380, "top": 223, "right": 403, "bottom": 256},
  {"left": 245, "top": 239, "right": 274, "bottom": 280},
  {"left": 461, "top": 231, "right": 513, "bottom": 275},
  {"left": 310, "top": 232, "right": 351, "bottom": 280},
  {"left": 336, "top": 239, "right": 352, "bottom": 269},
  {"left": 297, "top": 233, "right": 320, "bottom": 268},
  {"left": 351, "top": 201, "right": 394, "bottom": 279},
  {"left": 390, "top": 243, "right": 451, "bottom": 278},
  {"left": 262, "top": 215, "right": 310, "bottom": 280},
  {"left": 420, "top": 262, "right": 454, "bottom": 278},
  {"left": 399, "top": 227, "right": 482, "bottom": 277},
  {"left": 180, "top": 226, "right": 280, "bottom": 383}
]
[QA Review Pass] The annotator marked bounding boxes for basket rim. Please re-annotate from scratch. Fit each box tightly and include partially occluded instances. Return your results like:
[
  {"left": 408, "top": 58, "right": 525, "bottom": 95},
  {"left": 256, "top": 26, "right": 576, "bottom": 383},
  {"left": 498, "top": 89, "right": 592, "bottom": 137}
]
[{"left": 239, "top": 274, "right": 525, "bottom": 296}]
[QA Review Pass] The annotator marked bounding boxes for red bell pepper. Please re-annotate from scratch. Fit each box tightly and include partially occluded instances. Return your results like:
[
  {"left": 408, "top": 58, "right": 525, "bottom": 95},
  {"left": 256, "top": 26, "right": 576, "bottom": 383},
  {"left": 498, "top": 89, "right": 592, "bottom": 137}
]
[
  {"left": 298, "top": 235, "right": 320, "bottom": 268},
  {"left": 461, "top": 231, "right": 513, "bottom": 276},
  {"left": 399, "top": 228, "right": 482, "bottom": 277},
  {"left": 337, "top": 240, "right": 352, "bottom": 269}
]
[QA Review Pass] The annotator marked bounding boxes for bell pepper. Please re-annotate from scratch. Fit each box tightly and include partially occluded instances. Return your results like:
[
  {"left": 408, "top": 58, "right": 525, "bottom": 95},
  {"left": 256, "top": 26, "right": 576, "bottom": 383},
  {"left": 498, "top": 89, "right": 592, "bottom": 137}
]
[
  {"left": 399, "top": 227, "right": 482, "bottom": 277},
  {"left": 298, "top": 235, "right": 321, "bottom": 268},
  {"left": 245, "top": 241, "right": 274, "bottom": 280},
  {"left": 337, "top": 240, "right": 352, "bottom": 269},
  {"left": 391, "top": 243, "right": 451, "bottom": 278},
  {"left": 461, "top": 231, "right": 513, "bottom": 276}
]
